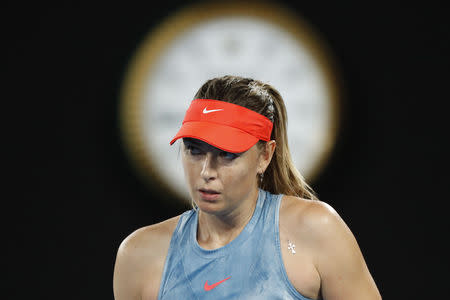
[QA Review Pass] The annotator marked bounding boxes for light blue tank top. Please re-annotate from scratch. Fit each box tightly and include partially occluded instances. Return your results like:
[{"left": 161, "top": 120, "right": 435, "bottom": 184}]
[{"left": 157, "top": 189, "right": 313, "bottom": 300}]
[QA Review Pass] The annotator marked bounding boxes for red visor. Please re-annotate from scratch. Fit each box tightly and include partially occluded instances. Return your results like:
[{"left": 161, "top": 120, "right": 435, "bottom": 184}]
[{"left": 170, "top": 99, "right": 273, "bottom": 153}]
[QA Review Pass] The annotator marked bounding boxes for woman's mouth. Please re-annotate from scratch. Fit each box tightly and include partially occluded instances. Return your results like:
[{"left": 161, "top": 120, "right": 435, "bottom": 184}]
[{"left": 198, "top": 189, "right": 221, "bottom": 201}]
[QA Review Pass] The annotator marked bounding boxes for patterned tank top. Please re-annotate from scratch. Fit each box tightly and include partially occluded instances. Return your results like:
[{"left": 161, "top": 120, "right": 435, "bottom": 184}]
[{"left": 157, "top": 189, "right": 313, "bottom": 300}]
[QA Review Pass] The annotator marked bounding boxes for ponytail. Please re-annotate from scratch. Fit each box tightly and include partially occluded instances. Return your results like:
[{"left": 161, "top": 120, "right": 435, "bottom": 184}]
[{"left": 258, "top": 86, "right": 317, "bottom": 199}]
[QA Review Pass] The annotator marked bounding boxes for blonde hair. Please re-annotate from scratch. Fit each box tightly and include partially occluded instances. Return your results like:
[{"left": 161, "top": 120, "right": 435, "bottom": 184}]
[{"left": 193, "top": 75, "right": 317, "bottom": 200}]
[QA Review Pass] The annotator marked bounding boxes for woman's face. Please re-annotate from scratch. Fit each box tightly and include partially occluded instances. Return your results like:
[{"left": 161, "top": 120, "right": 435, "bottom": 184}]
[{"left": 181, "top": 138, "right": 266, "bottom": 215}]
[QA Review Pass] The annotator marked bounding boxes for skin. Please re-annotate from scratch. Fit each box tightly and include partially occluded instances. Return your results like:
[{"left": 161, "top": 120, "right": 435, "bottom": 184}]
[{"left": 113, "top": 139, "right": 381, "bottom": 300}]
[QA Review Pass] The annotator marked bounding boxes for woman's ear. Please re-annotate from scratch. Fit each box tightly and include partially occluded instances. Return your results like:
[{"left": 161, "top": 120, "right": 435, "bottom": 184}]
[{"left": 258, "top": 140, "right": 276, "bottom": 173}]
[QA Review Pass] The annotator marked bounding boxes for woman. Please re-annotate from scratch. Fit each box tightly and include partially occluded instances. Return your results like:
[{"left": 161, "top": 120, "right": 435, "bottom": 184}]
[{"left": 113, "top": 75, "right": 381, "bottom": 299}]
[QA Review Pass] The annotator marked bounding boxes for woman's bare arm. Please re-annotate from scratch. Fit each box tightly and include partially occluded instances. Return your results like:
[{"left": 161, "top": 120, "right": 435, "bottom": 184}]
[
  {"left": 307, "top": 201, "right": 381, "bottom": 299},
  {"left": 281, "top": 196, "right": 381, "bottom": 300}
]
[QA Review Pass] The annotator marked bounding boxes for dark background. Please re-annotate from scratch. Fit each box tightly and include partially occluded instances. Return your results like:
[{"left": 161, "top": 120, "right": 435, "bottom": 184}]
[{"left": 7, "top": 0, "right": 448, "bottom": 299}]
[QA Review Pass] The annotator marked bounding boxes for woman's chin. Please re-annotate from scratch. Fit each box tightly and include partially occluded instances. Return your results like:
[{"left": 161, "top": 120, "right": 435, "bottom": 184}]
[{"left": 195, "top": 198, "right": 225, "bottom": 214}]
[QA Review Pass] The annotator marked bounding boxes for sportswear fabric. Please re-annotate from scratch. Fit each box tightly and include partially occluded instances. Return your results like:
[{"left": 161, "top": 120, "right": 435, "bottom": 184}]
[
  {"left": 169, "top": 99, "right": 273, "bottom": 153},
  {"left": 157, "top": 189, "right": 313, "bottom": 300}
]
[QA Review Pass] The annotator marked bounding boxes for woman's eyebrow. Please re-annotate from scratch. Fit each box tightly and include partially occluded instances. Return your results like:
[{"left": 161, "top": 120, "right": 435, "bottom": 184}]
[{"left": 220, "top": 149, "right": 244, "bottom": 156}]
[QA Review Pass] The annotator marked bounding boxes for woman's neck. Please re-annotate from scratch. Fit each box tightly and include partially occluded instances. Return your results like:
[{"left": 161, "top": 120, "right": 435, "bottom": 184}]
[{"left": 197, "top": 188, "right": 259, "bottom": 250}]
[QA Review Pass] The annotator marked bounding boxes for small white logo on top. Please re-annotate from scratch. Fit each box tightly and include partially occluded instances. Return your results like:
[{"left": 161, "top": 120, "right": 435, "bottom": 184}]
[{"left": 203, "top": 108, "right": 224, "bottom": 114}]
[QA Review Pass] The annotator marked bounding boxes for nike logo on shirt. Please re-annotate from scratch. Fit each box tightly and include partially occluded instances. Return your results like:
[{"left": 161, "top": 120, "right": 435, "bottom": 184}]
[
  {"left": 203, "top": 107, "right": 224, "bottom": 114},
  {"left": 204, "top": 276, "right": 231, "bottom": 291}
]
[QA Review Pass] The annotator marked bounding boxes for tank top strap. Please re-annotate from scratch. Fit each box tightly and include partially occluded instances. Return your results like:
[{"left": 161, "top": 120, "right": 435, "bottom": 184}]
[{"left": 157, "top": 209, "right": 196, "bottom": 299}]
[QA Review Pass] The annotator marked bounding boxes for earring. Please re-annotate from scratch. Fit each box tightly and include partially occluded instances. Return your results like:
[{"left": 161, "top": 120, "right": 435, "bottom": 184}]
[{"left": 259, "top": 172, "right": 264, "bottom": 184}]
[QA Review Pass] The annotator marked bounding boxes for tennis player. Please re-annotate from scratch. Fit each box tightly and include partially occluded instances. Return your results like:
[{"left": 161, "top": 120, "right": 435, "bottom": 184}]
[{"left": 113, "top": 75, "right": 381, "bottom": 299}]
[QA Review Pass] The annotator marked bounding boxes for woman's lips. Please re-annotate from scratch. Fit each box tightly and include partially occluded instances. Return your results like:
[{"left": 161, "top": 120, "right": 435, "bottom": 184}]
[{"left": 198, "top": 189, "right": 221, "bottom": 201}]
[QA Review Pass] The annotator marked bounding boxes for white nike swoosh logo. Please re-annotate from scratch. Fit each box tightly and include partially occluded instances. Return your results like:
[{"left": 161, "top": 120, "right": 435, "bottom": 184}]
[{"left": 203, "top": 108, "right": 224, "bottom": 114}]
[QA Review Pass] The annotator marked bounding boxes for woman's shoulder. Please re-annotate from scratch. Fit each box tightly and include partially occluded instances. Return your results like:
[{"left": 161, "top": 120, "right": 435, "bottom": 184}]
[
  {"left": 279, "top": 195, "right": 349, "bottom": 245},
  {"left": 114, "top": 215, "right": 181, "bottom": 277},
  {"left": 280, "top": 195, "right": 340, "bottom": 223},
  {"left": 118, "top": 215, "right": 181, "bottom": 259},
  {"left": 113, "top": 215, "right": 182, "bottom": 299},
  {"left": 279, "top": 197, "right": 381, "bottom": 298}
]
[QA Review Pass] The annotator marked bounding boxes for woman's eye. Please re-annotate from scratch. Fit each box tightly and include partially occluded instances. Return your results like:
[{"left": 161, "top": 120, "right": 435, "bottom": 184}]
[
  {"left": 219, "top": 151, "right": 238, "bottom": 160},
  {"left": 187, "top": 145, "right": 202, "bottom": 155}
]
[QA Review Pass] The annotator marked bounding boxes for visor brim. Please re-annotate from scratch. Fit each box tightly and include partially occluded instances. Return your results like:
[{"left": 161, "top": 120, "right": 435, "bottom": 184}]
[{"left": 170, "top": 121, "right": 259, "bottom": 153}]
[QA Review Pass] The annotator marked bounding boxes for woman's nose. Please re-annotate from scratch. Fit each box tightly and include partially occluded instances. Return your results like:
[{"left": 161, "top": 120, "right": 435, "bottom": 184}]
[{"left": 200, "top": 153, "right": 217, "bottom": 181}]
